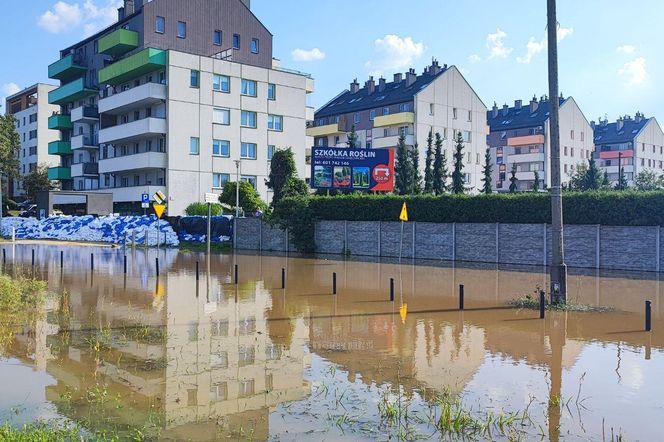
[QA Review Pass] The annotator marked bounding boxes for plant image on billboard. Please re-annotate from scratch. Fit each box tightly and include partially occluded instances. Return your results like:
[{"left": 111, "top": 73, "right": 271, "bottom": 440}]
[{"left": 310, "top": 147, "right": 395, "bottom": 191}]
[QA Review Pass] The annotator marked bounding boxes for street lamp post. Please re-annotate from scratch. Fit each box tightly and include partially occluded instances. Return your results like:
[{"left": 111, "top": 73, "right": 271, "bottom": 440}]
[
  {"left": 233, "top": 160, "right": 241, "bottom": 249},
  {"left": 547, "top": 0, "right": 567, "bottom": 304},
  {"left": 618, "top": 151, "right": 623, "bottom": 190}
]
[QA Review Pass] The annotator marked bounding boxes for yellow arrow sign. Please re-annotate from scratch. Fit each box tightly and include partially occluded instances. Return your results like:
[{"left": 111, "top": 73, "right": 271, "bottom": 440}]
[
  {"left": 153, "top": 203, "right": 166, "bottom": 219},
  {"left": 399, "top": 202, "right": 408, "bottom": 222}
]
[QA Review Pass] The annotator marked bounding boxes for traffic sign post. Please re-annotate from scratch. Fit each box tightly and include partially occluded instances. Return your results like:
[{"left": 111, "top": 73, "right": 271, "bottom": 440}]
[
  {"left": 204, "top": 193, "right": 217, "bottom": 256},
  {"left": 141, "top": 193, "right": 149, "bottom": 216},
  {"left": 151, "top": 191, "right": 167, "bottom": 251}
]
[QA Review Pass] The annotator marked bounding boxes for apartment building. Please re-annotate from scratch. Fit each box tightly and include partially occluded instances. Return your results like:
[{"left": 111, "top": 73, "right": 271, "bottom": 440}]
[
  {"left": 487, "top": 96, "right": 593, "bottom": 191},
  {"left": 4, "top": 84, "right": 60, "bottom": 200},
  {"left": 47, "top": 0, "right": 313, "bottom": 215},
  {"left": 593, "top": 113, "right": 664, "bottom": 186},
  {"left": 308, "top": 60, "right": 488, "bottom": 190}
]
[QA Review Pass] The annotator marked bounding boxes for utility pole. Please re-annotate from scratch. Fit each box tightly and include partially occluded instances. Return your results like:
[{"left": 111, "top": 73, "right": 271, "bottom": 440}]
[
  {"left": 618, "top": 151, "right": 623, "bottom": 190},
  {"left": 547, "top": 0, "right": 567, "bottom": 304},
  {"left": 233, "top": 160, "right": 241, "bottom": 249}
]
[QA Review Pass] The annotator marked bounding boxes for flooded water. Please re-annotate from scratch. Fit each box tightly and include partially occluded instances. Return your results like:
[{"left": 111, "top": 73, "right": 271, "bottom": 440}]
[{"left": 0, "top": 243, "right": 662, "bottom": 441}]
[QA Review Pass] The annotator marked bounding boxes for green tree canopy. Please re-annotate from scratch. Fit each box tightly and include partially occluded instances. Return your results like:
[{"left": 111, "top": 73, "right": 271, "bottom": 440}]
[
  {"left": 451, "top": 131, "right": 465, "bottom": 194},
  {"left": 410, "top": 143, "right": 422, "bottom": 194},
  {"left": 424, "top": 130, "right": 434, "bottom": 193},
  {"left": 432, "top": 132, "right": 447, "bottom": 195},
  {"left": 266, "top": 147, "right": 298, "bottom": 206},
  {"left": 281, "top": 177, "right": 309, "bottom": 199},
  {"left": 219, "top": 181, "right": 267, "bottom": 215},
  {"left": 185, "top": 202, "right": 223, "bottom": 216},
  {"left": 395, "top": 133, "right": 414, "bottom": 195},
  {"left": 532, "top": 170, "right": 541, "bottom": 191},
  {"left": 635, "top": 169, "right": 659, "bottom": 191},
  {"left": 23, "top": 164, "right": 56, "bottom": 202},
  {"left": 347, "top": 125, "right": 359, "bottom": 148},
  {"left": 0, "top": 114, "right": 20, "bottom": 179},
  {"left": 509, "top": 164, "right": 518, "bottom": 193}
]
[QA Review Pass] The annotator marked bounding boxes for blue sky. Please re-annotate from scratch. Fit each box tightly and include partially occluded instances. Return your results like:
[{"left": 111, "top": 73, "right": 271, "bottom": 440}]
[{"left": 2, "top": 0, "right": 663, "bottom": 123}]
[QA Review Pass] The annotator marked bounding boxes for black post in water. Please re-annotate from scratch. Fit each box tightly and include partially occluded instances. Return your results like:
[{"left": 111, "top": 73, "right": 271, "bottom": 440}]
[
  {"left": 281, "top": 268, "right": 285, "bottom": 289},
  {"left": 646, "top": 300, "right": 652, "bottom": 332},
  {"left": 32, "top": 249, "right": 35, "bottom": 267},
  {"left": 90, "top": 253, "right": 94, "bottom": 271},
  {"left": 333, "top": 272, "right": 337, "bottom": 295},
  {"left": 195, "top": 261, "right": 199, "bottom": 281},
  {"left": 539, "top": 290, "right": 546, "bottom": 319},
  {"left": 60, "top": 251, "right": 63, "bottom": 269},
  {"left": 459, "top": 284, "right": 465, "bottom": 310},
  {"left": 390, "top": 278, "right": 395, "bottom": 302},
  {"left": 123, "top": 255, "right": 127, "bottom": 274},
  {"left": 234, "top": 264, "right": 238, "bottom": 285},
  {"left": 2, "top": 248, "right": 5, "bottom": 265},
  {"left": 156, "top": 257, "right": 160, "bottom": 276}
]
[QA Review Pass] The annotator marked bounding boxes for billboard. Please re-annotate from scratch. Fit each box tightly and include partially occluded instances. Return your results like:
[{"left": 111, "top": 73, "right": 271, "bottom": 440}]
[{"left": 310, "top": 147, "right": 395, "bottom": 191}]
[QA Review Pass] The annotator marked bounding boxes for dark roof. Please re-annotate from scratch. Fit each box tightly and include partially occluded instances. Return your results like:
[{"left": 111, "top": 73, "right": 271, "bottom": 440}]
[
  {"left": 315, "top": 68, "right": 448, "bottom": 119},
  {"left": 487, "top": 97, "right": 566, "bottom": 132},
  {"left": 593, "top": 118, "right": 650, "bottom": 144}
]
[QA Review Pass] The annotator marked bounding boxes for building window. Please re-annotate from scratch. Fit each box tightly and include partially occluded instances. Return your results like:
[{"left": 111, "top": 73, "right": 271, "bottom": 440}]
[
  {"left": 383, "top": 107, "right": 390, "bottom": 116},
  {"left": 155, "top": 16, "right": 165, "bottom": 34},
  {"left": 267, "top": 145, "right": 275, "bottom": 160},
  {"left": 468, "top": 110, "right": 472, "bottom": 122},
  {"left": 233, "top": 34, "right": 240, "bottom": 49},
  {"left": 429, "top": 103, "right": 434, "bottom": 116},
  {"left": 190, "top": 70, "right": 199, "bottom": 88},
  {"left": 177, "top": 21, "right": 186, "bottom": 38},
  {"left": 268, "top": 83, "right": 276, "bottom": 100},
  {"left": 241, "top": 110, "right": 257, "bottom": 128},
  {"left": 354, "top": 113, "right": 360, "bottom": 124},
  {"left": 581, "top": 131, "right": 584, "bottom": 141},
  {"left": 268, "top": 114, "right": 283, "bottom": 131},
  {"left": 369, "top": 110, "right": 376, "bottom": 121},
  {"left": 251, "top": 38, "right": 259, "bottom": 54},
  {"left": 241, "top": 79, "right": 257, "bottom": 97},
  {"left": 399, "top": 103, "right": 410, "bottom": 112},
  {"left": 29, "top": 113, "right": 38, "bottom": 123},
  {"left": 570, "top": 130, "right": 574, "bottom": 140},
  {"left": 241, "top": 143, "right": 257, "bottom": 159},
  {"left": 462, "top": 130, "right": 472, "bottom": 143},
  {"left": 213, "top": 30, "right": 222, "bottom": 46},
  {"left": 213, "top": 74, "right": 230, "bottom": 92},
  {"left": 190, "top": 137, "right": 199, "bottom": 155},
  {"left": 571, "top": 147, "right": 575, "bottom": 157},
  {"left": 213, "top": 108, "right": 230, "bottom": 125},
  {"left": 213, "top": 139, "right": 230, "bottom": 157},
  {"left": 453, "top": 108, "right": 458, "bottom": 119},
  {"left": 241, "top": 175, "right": 257, "bottom": 188},
  {"left": 212, "top": 173, "right": 230, "bottom": 189}
]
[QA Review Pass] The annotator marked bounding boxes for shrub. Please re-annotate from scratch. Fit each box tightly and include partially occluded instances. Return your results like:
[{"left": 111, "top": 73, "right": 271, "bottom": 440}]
[
  {"left": 219, "top": 181, "right": 267, "bottom": 215},
  {"left": 185, "top": 202, "right": 223, "bottom": 216}
]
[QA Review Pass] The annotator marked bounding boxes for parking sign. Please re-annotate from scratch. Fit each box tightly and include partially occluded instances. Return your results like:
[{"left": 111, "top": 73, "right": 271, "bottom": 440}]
[{"left": 141, "top": 193, "right": 150, "bottom": 209}]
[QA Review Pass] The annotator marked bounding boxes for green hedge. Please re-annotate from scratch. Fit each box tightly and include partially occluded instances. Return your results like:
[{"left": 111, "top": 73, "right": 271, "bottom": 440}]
[{"left": 272, "top": 191, "right": 664, "bottom": 252}]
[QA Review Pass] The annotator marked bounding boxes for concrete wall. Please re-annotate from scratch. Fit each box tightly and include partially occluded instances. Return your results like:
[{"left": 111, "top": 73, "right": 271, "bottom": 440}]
[{"left": 236, "top": 218, "right": 664, "bottom": 273}]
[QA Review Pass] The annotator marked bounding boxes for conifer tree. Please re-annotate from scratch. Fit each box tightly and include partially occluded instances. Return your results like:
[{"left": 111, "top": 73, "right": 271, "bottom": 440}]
[
  {"left": 410, "top": 143, "right": 422, "bottom": 194},
  {"left": 451, "top": 131, "right": 466, "bottom": 194},
  {"left": 424, "top": 130, "right": 434, "bottom": 193},
  {"left": 432, "top": 132, "right": 447, "bottom": 195},
  {"left": 347, "top": 125, "right": 359, "bottom": 149},
  {"left": 509, "top": 163, "right": 518, "bottom": 193},
  {"left": 532, "top": 170, "right": 540, "bottom": 191},
  {"left": 481, "top": 148, "right": 493, "bottom": 194},
  {"left": 394, "top": 133, "right": 413, "bottom": 195}
]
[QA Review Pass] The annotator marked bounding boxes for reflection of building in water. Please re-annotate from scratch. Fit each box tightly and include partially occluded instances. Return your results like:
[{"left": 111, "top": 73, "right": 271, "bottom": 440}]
[{"left": 3, "top": 249, "right": 310, "bottom": 440}]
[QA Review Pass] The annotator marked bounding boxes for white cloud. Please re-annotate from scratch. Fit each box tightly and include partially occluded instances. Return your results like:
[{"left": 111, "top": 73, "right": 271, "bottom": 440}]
[
  {"left": 365, "top": 34, "right": 425, "bottom": 76},
  {"left": 2, "top": 83, "right": 21, "bottom": 97},
  {"left": 38, "top": 0, "right": 121, "bottom": 36},
  {"left": 468, "top": 54, "right": 481, "bottom": 64},
  {"left": 486, "top": 29, "right": 512, "bottom": 59},
  {"left": 516, "top": 26, "right": 573, "bottom": 64},
  {"left": 617, "top": 45, "right": 636, "bottom": 54},
  {"left": 291, "top": 48, "right": 326, "bottom": 62},
  {"left": 619, "top": 57, "right": 647, "bottom": 86}
]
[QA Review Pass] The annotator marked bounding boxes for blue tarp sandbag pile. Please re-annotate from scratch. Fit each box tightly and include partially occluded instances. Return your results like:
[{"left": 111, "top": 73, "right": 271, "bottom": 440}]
[
  {"left": 0, "top": 216, "right": 180, "bottom": 246},
  {"left": 176, "top": 216, "right": 232, "bottom": 243}
]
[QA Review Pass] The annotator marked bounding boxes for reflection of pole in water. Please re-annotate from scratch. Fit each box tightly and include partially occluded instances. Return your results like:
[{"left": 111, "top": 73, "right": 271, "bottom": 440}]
[{"left": 547, "top": 311, "right": 566, "bottom": 442}]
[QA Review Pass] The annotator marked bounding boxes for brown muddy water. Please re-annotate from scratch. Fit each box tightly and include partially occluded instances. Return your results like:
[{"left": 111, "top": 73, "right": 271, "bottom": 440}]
[{"left": 0, "top": 243, "right": 662, "bottom": 441}]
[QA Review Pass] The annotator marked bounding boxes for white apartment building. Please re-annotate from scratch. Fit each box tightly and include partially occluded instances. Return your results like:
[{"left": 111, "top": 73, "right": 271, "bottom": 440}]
[
  {"left": 488, "top": 96, "right": 594, "bottom": 191},
  {"left": 593, "top": 113, "right": 664, "bottom": 186},
  {"left": 308, "top": 61, "right": 488, "bottom": 190},
  {"left": 5, "top": 84, "right": 60, "bottom": 199},
  {"left": 93, "top": 50, "right": 313, "bottom": 215}
]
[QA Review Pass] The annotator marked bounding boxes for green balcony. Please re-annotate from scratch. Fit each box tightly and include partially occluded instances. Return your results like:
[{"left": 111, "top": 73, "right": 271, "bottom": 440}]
[
  {"left": 48, "top": 54, "right": 87, "bottom": 82},
  {"left": 48, "top": 114, "right": 73, "bottom": 130},
  {"left": 48, "top": 141, "right": 73, "bottom": 156},
  {"left": 48, "top": 78, "right": 97, "bottom": 106},
  {"left": 98, "top": 48, "right": 167, "bottom": 86},
  {"left": 98, "top": 28, "right": 139, "bottom": 57},
  {"left": 48, "top": 167, "right": 72, "bottom": 181}
]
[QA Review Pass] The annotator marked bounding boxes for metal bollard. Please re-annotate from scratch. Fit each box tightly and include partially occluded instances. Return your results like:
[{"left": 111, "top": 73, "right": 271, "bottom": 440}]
[
  {"left": 2, "top": 248, "right": 5, "bottom": 265},
  {"left": 60, "top": 250, "right": 63, "bottom": 270},
  {"left": 459, "top": 284, "right": 465, "bottom": 310},
  {"left": 234, "top": 264, "right": 238, "bottom": 285},
  {"left": 196, "top": 261, "right": 199, "bottom": 281},
  {"left": 281, "top": 268, "right": 286, "bottom": 289},
  {"left": 390, "top": 278, "right": 395, "bottom": 302},
  {"left": 156, "top": 257, "right": 160, "bottom": 276},
  {"left": 646, "top": 300, "right": 652, "bottom": 332},
  {"left": 539, "top": 290, "right": 546, "bottom": 319},
  {"left": 333, "top": 272, "right": 337, "bottom": 295},
  {"left": 90, "top": 253, "right": 94, "bottom": 271},
  {"left": 32, "top": 249, "right": 35, "bottom": 267},
  {"left": 123, "top": 255, "right": 127, "bottom": 274}
]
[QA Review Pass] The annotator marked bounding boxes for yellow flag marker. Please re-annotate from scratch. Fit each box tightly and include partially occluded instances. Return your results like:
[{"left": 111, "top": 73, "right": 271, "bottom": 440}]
[
  {"left": 399, "top": 202, "right": 409, "bottom": 222},
  {"left": 399, "top": 303, "right": 408, "bottom": 324},
  {"left": 153, "top": 203, "right": 166, "bottom": 219}
]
